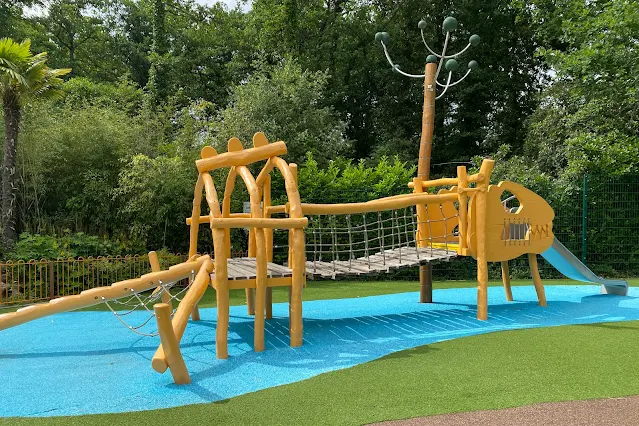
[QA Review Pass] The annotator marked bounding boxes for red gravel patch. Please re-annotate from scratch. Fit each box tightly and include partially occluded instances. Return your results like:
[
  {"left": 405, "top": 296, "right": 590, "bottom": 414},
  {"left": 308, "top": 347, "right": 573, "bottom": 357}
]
[{"left": 370, "top": 395, "right": 639, "bottom": 426}]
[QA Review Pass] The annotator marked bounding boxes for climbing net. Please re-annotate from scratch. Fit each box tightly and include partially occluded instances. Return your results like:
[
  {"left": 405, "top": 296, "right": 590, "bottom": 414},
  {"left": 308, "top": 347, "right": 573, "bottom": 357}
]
[
  {"left": 101, "top": 270, "right": 196, "bottom": 336},
  {"left": 273, "top": 205, "right": 460, "bottom": 278}
]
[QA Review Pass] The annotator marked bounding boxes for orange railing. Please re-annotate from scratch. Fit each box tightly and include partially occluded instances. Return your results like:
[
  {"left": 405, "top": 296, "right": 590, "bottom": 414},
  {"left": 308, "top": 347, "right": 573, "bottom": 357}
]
[{"left": 0, "top": 252, "right": 244, "bottom": 307}]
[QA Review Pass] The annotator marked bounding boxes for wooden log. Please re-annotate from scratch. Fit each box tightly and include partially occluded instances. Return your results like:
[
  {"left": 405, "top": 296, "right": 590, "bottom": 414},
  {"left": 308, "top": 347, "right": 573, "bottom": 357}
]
[
  {"left": 222, "top": 167, "right": 236, "bottom": 258},
  {"left": 467, "top": 173, "right": 484, "bottom": 183},
  {"left": 208, "top": 217, "right": 308, "bottom": 229},
  {"left": 255, "top": 157, "right": 276, "bottom": 188},
  {"left": 202, "top": 173, "right": 222, "bottom": 217},
  {"left": 528, "top": 253, "right": 547, "bottom": 306},
  {"left": 475, "top": 159, "right": 495, "bottom": 320},
  {"left": 237, "top": 165, "right": 268, "bottom": 352},
  {"left": 272, "top": 158, "right": 303, "bottom": 220},
  {"left": 196, "top": 141, "right": 287, "bottom": 173},
  {"left": 408, "top": 177, "right": 458, "bottom": 189},
  {"left": 151, "top": 259, "right": 213, "bottom": 373},
  {"left": 408, "top": 173, "right": 484, "bottom": 188},
  {"left": 187, "top": 213, "right": 251, "bottom": 225},
  {"left": 501, "top": 261, "right": 513, "bottom": 301},
  {"left": 149, "top": 251, "right": 171, "bottom": 309},
  {"left": 266, "top": 205, "right": 287, "bottom": 215},
  {"left": 300, "top": 192, "right": 458, "bottom": 215},
  {"left": 290, "top": 228, "right": 305, "bottom": 347},
  {"left": 264, "top": 175, "right": 274, "bottom": 320},
  {"left": 0, "top": 256, "right": 211, "bottom": 332},
  {"left": 457, "top": 166, "right": 469, "bottom": 255},
  {"left": 212, "top": 229, "right": 230, "bottom": 359},
  {"left": 154, "top": 303, "right": 190, "bottom": 384},
  {"left": 188, "top": 174, "right": 204, "bottom": 259}
]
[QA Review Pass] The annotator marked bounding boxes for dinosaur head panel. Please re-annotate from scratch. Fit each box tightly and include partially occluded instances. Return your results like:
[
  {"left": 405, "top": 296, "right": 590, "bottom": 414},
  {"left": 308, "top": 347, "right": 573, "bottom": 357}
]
[{"left": 467, "top": 181, "right": 555, "bottom": 262}]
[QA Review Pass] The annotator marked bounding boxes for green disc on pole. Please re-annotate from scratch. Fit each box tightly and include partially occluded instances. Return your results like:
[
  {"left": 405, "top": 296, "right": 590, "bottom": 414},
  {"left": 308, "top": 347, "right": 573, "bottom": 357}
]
[
  {"left": 418, "top": 20, "right": 428, "bottom": 30},
  {"left": 426, "top": 55, "right": 438, "bottom": 64},
  {"left": 445, "top": 58, "right": 459, "bottom": 71},
  {"left": 468, "top": 60, "right": 479, "bottom": 70},
  {"left": 469, "top": 34, "right": 481, "bottom": 46},
  {"left": 375, "top": 32, "right": 390, "bottom": 44},
  {"left": 442, "top": 17, "right": 457, "bottom": 32}
]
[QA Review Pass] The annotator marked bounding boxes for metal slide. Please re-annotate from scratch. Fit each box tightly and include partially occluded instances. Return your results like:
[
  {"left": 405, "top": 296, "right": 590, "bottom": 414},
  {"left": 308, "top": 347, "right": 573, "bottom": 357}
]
[{"left": 541, "top": 238, "right": 629, "bottom": 296}]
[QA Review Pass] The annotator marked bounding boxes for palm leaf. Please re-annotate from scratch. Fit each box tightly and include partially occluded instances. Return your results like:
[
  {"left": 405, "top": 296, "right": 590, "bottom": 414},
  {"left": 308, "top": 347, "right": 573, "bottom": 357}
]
[
  {"left": 0, "top": 38, "right": 31, "bottom": 65},
  {"left": 0, "top": 37, "right": 71, "bottom": 105}
]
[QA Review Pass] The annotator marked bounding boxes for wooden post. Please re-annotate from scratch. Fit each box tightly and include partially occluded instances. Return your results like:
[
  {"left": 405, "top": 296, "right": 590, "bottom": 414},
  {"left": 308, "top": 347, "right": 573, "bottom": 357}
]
[
  {"left": 245, "top": 228, "right": 256, "bottom": 316},
  {"left": 457, "top": 166, "right": 469, "bottom": 255},
  {"left": 149, "top": 251, "right": 172, "bottom": 310},
  {"left": 213, "top": 229, "right": 229, "bottom": 359},
  {"left": 264, "top": 175, "right": 273, "bottom": 320},
  {"left": 528, "top": 253, "right": 547, "bottom": 306},
  {"left": 501, "top": 261, "right": 513, "bottom": 301},
  {"left": 154, "top": 303, "right": 190, "bottom": 384},
  {"left": 254, "top": 229, "right": 267, "bottom": 352},
  {"left": 48, "top": 261, "right": 54, "bottom": 299},
  {"left": 417, "top": 62, "right": 438, "bottom": 304},
  {"left": 287, "top": 163, "right": 304, "bottom": 347},
  {"left": 475, "top": 159, "right": 494, "bottom": 320}
]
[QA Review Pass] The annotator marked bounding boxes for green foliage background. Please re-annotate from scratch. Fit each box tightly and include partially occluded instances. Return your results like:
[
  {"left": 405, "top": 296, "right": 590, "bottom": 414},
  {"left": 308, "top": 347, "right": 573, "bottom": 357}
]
[{"left": 0, "top": 0, "right": 637, "bottom": 278}]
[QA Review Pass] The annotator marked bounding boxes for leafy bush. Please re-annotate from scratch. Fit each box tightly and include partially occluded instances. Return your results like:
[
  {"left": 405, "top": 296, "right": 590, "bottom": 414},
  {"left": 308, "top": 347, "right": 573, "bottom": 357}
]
[
  {"left": 9, "top": 232, "right": 143, "bottom": 261},
  {"left": 60, "top": 77, "right": 144, "bottom": 114},
  {"left": 287, "top": 153, "right": 415, "bottom": 204}
]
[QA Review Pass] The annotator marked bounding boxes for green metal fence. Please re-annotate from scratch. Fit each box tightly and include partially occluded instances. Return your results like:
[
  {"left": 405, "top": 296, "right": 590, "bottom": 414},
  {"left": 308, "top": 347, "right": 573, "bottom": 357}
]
[
  {"left": 3, "top": 173, "right": 637, "bottom": 308},
  {"left": 292, "top": 173, "right": 639, "bottom": 281},
  {"left": 432, "top": 173, "right": 639, "bottom": 281}
]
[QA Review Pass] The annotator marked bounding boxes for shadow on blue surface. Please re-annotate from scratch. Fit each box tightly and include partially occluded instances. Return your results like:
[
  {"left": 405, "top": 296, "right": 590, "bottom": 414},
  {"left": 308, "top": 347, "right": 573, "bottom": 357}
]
[{"left": 0, "top": 285, "right": 638, "bottom": 417}]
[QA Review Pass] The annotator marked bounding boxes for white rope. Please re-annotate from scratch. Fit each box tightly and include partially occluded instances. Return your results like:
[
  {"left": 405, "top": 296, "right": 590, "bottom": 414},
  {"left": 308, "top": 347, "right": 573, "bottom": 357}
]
[
  {"left": 101, "top": 271, "right": 196, "bottom": 337},
  {"left": 293, "top": 205, "right": 459, "bottom": 275}
]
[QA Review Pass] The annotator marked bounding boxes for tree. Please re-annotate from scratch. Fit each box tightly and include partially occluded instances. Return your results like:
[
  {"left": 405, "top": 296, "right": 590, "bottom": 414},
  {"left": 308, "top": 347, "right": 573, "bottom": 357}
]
[
  {"left": 249, "top": 0, "right": 544, "bottom": 172},
  {"left": 145, "top": 0, "right": 168, "bottom": 106},
  {"left": 211, "top": 59, "right": 350, "bottom": 166},
  {"left": 0, "top": 1, "right": 39, "bottom": 40},
  {"left": 0, "top": 38, "right": 70, "bottom": 248},
  {"left": 521, "top": 0, "right": 639, "bottom": 181}
]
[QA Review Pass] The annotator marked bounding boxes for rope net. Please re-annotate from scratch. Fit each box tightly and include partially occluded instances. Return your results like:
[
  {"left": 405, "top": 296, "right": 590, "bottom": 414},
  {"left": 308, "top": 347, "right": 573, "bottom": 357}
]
[
  {"left": 102, "top": 270, "right": 196, "bottom": 336},
  {"left": 273, "top": 205, "right": 460, "bottom": 278}
]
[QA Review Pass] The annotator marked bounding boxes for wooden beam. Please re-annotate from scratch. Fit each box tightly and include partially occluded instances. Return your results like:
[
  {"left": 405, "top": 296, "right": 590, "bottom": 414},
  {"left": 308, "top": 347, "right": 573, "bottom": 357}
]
[
  {"left": 151, "top": 259, "right": 214, "bottom": 373},
  {"left": 208, "top": 217, "right": 308, "bottom": 229},
  {"left": 154, "top": 303, "right": 190, "bottom": 384},
  {"left": 300, "top": 192, "right": 458, "bottom": 215},
  {"left": 195, "top": 142, "right": 287, "bottom": 173},
  {"left": 0, "top": 256, "right": 212, "bottom": 331}
]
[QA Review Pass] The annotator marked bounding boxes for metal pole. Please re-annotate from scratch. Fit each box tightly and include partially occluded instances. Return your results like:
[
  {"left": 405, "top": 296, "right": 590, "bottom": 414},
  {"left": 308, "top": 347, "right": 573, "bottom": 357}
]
[{"left": 581, "top": 174, "right": 588, "bottom": 264}]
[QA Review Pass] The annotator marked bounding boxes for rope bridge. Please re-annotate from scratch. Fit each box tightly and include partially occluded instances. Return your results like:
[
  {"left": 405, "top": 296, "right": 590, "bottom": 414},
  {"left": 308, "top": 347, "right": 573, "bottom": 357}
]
[{"left": 266, "top": 204, "right": 460, "bottom": 279}]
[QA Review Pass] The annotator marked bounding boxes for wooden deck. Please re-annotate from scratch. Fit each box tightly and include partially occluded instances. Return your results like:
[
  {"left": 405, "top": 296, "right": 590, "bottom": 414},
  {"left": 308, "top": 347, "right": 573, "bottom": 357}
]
[
  {"left": 211, "top": 246, "right": 457, "bottom": 282},
  {"left": 305, "top": 246, "right": 457, "bottom": 279},
  {"left": 211, "top": 257, "right": 292, "bottom": 281}
]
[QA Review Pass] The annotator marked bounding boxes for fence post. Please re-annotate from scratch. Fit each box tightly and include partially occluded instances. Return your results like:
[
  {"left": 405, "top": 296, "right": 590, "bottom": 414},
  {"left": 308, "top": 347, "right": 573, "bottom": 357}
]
[
  {"left": 48, "top": 261, "right": 55, "bottom": 299},
  {"left": 581, "top": 174, "right": 588, "bottom": 264}
]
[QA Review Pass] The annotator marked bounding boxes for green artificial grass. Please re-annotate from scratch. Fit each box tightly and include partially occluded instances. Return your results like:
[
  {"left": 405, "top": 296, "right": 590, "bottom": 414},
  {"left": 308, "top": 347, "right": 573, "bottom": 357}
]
[
  {"left": 87, "top": 277, "right": 639, "bottom": 311},
  {"left": 2, "top": 320, "right": 639, "bottom": 426},
  {"left": 2, "top": 278, "right": 638, "bottom": 314}
]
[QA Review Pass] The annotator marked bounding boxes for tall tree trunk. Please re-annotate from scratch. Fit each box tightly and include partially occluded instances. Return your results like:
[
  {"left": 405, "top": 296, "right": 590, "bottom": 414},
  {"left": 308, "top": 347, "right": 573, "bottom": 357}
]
[
  {"left": 145, "top": 0, "right": 167, "bottom": 107},
  {"left": 2, "top": 95, "right": 21, "bottom": 250}
]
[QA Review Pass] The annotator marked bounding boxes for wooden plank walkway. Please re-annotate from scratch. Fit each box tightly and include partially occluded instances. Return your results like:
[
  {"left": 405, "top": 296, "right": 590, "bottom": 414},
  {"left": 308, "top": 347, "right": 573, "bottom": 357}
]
[
  {"left": 211, "top": 246, "right": 457, "bottom": 282},
  {"left": 305, "top": 246, "right": 457, "bottom": 279},
  {"left": 211, "top": 257, "right": 292, "bottom": 281}
]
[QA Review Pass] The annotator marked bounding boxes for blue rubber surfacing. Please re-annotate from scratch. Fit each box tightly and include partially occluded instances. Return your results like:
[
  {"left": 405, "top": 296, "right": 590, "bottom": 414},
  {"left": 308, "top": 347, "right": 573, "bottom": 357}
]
[{"left": 1, "top": 285, "right": 638, "bottom": 417}]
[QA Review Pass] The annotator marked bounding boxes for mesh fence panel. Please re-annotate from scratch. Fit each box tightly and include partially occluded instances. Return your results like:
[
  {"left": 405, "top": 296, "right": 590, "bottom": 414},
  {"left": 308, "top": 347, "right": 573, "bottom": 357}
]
[{"left": 294, "top": 174, "right": 639, "bottom": 281}]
